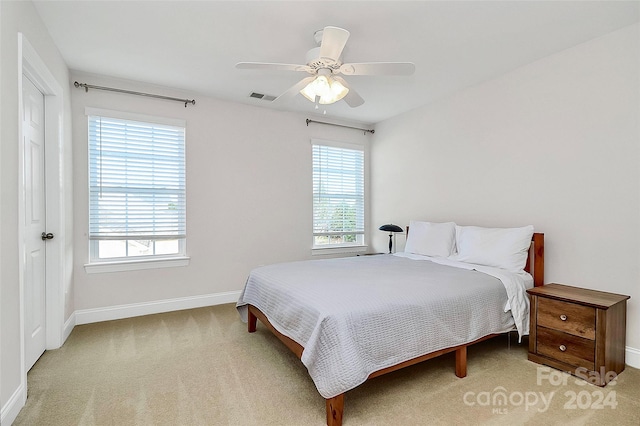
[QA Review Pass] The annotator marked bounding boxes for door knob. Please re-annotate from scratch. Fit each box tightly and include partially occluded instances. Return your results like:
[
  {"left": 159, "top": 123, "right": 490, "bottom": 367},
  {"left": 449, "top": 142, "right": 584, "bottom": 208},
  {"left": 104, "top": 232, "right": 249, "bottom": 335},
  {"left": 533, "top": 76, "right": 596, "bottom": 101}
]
[{"left": 41, "top": 232, "right": 54, "bottom": 241}]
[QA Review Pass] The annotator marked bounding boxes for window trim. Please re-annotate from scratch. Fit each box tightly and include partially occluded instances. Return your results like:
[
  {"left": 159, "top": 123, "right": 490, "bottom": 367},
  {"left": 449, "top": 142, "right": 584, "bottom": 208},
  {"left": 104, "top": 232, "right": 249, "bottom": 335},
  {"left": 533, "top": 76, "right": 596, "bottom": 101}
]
[
  {"left": 84, "top": 255, "right": 190, "bottom": 274},
  {"left": 311, "top": 245, "right": 368, "bottom": 256},
  {"left": 311, "top": 138, "right": 367, "bottom": 253},
  {"left": 85, "top": 107, "right": 186, "bottom": 128},
  {"left": 85, "top": 107, "right": 187, "bottom": 269}
]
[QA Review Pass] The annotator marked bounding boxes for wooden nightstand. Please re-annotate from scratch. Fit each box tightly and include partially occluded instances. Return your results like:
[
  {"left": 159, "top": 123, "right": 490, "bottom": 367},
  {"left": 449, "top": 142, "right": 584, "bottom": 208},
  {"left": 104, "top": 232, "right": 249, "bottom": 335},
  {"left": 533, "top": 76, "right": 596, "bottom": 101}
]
[{"left": 527, "top": 283, "right": 630, "bottom": 386}]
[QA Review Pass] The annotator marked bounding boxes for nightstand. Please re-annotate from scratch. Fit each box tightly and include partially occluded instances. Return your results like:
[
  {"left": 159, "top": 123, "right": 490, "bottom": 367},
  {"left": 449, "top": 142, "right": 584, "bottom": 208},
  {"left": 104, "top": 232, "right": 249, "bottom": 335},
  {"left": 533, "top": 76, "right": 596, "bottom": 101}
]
[{"left": 527, "top": 283, "right": 630, "bottom": 386}]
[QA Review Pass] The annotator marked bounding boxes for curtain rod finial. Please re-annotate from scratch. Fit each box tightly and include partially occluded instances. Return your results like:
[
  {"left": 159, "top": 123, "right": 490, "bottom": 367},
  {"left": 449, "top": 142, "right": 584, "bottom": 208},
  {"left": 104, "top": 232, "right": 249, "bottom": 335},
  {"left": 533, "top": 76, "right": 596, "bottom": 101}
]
[{"left": 73, "top": 81, "right": 88, "bottom": 92}]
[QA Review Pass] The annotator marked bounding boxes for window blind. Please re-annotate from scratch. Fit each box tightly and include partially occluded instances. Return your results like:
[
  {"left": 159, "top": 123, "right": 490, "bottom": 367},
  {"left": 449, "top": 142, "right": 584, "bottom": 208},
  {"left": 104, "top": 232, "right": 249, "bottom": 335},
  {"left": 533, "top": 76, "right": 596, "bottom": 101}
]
[
  {"left": 312, "top": 143, "right": 364, "bottom": 245},
  {"left": 88, "top": 115, "right": 186, "bottom": 240}
]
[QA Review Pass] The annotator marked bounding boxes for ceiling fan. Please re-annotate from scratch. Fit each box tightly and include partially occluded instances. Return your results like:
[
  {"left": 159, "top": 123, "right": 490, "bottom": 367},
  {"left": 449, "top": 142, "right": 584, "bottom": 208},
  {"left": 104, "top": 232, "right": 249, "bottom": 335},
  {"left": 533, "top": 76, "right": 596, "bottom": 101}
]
[{"left": 236, "top": 26, "right": 415, "bottom": 107}]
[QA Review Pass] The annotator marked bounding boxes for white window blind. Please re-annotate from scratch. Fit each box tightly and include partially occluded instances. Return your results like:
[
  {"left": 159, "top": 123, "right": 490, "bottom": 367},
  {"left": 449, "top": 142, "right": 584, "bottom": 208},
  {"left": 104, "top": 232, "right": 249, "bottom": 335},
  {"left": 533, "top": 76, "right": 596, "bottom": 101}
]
[
  {"left": 312, "top": 142, "right": 365, "bottom": 247},
  {"left": 88, "top": 114, "right": 186, "bottom": 241}
]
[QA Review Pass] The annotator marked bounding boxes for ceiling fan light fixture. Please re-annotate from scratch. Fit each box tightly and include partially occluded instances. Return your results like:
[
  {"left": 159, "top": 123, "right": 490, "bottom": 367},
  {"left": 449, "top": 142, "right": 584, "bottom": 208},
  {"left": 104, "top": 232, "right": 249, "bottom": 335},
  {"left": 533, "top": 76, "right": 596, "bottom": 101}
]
[
  {"left": 300, "top": 75, "right": 329, "bottom": 102},
  {"left": 320, "top": 78, "right": 349, "bottom": 105},
  {"left": 300, "top": 74, "right": 349, "bottom": 105}
]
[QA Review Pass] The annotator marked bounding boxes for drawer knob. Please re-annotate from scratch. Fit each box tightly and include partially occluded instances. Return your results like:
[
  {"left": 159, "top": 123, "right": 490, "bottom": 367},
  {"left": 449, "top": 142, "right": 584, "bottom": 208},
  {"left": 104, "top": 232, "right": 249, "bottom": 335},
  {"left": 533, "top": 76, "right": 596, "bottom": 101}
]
[
  {"left": 559, "top": 344, "right": 567, "bottom": 352},
  {"left": 560, "top": 314, "right": 567, "bottom": 321}
]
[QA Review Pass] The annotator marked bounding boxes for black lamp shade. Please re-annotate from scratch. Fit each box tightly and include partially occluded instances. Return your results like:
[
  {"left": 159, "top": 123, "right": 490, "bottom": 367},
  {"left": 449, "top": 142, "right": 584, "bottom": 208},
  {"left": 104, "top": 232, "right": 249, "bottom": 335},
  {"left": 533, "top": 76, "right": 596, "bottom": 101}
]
[
  {"left": 379, "top": 224, "right": 403, "bottom": 233},
  {"left": 378, "top": 224, "right": 403, "bottom": 253}
]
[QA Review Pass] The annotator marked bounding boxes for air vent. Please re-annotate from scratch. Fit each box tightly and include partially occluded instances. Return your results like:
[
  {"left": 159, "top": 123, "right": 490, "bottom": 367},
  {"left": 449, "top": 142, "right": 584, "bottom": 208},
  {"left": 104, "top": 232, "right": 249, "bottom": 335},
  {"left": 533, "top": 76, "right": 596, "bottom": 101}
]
[{"left": 249, "top": 92, "right": 276, "bottom": 102}]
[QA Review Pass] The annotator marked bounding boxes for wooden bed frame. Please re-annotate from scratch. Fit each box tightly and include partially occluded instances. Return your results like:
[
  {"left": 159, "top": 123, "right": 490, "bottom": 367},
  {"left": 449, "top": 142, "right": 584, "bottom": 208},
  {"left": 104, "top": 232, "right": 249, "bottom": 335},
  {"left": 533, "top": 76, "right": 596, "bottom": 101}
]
[{"left": 246, "top": 232, "right": 544, "bottom": 426}]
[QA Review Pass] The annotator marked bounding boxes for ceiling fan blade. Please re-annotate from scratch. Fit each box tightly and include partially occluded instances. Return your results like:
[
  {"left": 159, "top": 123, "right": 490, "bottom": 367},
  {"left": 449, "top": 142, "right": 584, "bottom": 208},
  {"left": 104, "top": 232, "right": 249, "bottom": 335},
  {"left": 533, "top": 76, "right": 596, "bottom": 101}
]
[
  {"left": 343, "top": 90, "right": 364, "bottom": 108},
  {"left": 339, "top": 62, "right": 415, "bottom": 76},
  {"left": 319, "top": 26, "right": 350, "bottom": 62},
  {"left": 333, "top": 76, "right": 364, "bottom": 108},
  {"left": 236, "top": 62, "right": 313, "bottom": 73},
  {"left": 273, "top": 76, "right": 316, "bottom": 103}
]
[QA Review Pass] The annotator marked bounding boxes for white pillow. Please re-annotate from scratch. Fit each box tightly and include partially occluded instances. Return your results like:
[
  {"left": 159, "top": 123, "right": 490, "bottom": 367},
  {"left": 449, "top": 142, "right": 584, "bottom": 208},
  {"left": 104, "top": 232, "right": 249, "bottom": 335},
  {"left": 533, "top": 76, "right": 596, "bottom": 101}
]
[
  {"left": 453, "top": 225, "right": 534, "bottom": 272},
  {"left": 404, "top": 221, "right": 456, "bottom": 257}
]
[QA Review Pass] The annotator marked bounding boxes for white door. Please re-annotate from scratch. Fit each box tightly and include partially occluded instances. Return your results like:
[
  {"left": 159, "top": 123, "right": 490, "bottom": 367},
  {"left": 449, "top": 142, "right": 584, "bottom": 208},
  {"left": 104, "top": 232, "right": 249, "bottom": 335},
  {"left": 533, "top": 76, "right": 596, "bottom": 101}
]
[{"left": 23, "top": 76, "right": 47, "bottom": 371}]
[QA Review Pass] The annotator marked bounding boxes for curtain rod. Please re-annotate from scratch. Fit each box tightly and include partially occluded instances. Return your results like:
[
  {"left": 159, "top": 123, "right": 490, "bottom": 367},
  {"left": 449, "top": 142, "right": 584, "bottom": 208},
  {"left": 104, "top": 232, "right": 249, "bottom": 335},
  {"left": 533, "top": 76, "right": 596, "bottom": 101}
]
[
  {"left": 306, "top": 119, "right": 374, "bottom": 134},
  {"left": 74, "top": 81, "right": 196, "bottom": 107}
]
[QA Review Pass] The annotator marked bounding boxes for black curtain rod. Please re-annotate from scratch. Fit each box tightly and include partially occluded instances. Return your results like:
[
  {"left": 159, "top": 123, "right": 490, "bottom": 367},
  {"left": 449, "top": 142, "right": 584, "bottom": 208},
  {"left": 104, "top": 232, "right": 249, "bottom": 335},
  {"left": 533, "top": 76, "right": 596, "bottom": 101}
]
[
  {"left": 306, "top": 119, "right": 374, "bottom": 134},
  {"left": 74, "top": 81, "right": 196, "bottom": 107}
]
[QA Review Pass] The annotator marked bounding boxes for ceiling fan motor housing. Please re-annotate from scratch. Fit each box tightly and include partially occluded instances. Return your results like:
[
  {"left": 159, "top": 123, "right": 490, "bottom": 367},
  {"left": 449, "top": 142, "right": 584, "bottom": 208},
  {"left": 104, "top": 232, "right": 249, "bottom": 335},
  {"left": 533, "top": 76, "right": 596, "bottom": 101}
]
[{"left": 305, "top": 47, "right": 341, "bottom": 72}]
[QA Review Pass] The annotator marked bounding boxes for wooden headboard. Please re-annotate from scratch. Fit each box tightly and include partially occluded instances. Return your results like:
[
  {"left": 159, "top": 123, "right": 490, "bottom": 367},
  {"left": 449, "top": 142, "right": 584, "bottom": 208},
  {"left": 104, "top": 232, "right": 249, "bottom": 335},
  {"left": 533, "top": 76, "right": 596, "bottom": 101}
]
[
  {"left": 526, "top": 233, "right": 544, "bottom": 287},
  {"left": 404, "top": 227, "right": 544, "bottom": 288}
]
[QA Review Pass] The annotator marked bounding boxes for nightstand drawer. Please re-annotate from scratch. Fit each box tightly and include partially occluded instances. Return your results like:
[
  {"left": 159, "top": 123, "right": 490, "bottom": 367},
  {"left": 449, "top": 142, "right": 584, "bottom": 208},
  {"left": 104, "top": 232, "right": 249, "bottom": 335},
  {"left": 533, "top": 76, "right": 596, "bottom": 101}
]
[
  {"left": 538, "top": 297, "right": 595, "bottom": 339},
  {"left": 537, "top": 327, "right": 595, "bottom": 370}
]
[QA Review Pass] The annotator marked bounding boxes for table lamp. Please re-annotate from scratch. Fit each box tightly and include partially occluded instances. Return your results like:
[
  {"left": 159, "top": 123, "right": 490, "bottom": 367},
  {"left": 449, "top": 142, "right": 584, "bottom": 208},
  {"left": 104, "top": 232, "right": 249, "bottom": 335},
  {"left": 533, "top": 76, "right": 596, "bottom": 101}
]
[{"left": 379, "top": 224, "right": 404, "bottom": 253}]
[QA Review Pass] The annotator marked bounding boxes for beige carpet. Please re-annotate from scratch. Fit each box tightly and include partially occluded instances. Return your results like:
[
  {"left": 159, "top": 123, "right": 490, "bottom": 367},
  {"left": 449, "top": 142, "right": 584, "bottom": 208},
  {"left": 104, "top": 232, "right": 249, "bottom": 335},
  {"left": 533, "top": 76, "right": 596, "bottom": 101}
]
[{"left": 14, "top": 303, "right": 640, "bottom": 425}]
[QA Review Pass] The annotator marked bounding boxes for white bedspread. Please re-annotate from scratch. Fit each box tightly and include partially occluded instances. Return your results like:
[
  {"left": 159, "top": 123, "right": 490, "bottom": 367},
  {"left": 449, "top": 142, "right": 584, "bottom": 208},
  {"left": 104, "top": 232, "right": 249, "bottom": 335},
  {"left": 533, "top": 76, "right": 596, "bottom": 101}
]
[{"left": 236, "top": 254, "right": 532, "bottom": 399}]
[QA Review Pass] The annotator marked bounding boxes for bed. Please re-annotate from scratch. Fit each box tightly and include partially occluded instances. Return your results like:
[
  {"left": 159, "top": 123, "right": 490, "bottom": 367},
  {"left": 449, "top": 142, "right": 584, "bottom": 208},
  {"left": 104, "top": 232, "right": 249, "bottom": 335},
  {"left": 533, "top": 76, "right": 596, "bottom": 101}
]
[{"left": 237, "top": 223, "right": 544, "bottom": 426}]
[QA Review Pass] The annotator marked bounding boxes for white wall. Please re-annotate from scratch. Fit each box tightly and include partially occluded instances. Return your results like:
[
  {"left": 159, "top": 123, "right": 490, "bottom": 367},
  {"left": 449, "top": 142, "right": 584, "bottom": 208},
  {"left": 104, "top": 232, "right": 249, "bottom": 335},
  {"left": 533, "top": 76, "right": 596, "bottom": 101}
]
[
  {"left": 370, "top": 24, "right": 640, "bottom": 362},
  {"left": 70, "top": 72, "right": 372, "bottom": 314},
  {"left": 0, "top": 1, "right": 73, "bottom": 423}
]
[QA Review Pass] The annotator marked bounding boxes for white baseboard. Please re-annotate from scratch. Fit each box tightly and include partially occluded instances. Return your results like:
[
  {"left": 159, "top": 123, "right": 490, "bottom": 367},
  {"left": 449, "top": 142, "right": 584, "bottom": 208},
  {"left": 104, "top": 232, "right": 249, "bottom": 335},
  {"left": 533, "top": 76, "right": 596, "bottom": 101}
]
[
  {"left": 1, "top": 382, "right": 26, "bottom": 426},
  {"left": 74, "top": 290, "right": 242, "bottom": 325},
  {"left": 63, "top": 312, "right": 76, "bottom": 342},
  {"left": 626, "top": 345, "right": 640, "bottom": 369}
]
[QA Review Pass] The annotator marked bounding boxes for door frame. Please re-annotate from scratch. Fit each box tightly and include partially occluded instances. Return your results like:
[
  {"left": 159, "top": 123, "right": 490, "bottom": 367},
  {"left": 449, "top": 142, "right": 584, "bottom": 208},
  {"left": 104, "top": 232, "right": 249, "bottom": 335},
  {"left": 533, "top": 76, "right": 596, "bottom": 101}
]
[{"left": 17, "top": 32, "right": 66, "bottom": 387}]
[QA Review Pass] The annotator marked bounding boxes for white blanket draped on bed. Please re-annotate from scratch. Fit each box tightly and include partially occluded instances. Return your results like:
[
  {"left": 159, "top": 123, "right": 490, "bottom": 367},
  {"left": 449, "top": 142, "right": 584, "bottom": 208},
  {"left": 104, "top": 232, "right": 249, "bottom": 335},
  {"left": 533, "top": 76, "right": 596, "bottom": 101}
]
[{"left": 236, "top": 254, "right": 532, "bottom": 399}]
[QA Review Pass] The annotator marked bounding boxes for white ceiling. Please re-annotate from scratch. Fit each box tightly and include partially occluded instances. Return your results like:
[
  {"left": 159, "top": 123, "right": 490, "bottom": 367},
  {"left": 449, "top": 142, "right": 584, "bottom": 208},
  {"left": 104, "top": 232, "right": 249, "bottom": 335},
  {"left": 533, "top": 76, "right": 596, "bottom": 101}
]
[{"left": 33, "top": 1, "right": 639, "bottom": 124}]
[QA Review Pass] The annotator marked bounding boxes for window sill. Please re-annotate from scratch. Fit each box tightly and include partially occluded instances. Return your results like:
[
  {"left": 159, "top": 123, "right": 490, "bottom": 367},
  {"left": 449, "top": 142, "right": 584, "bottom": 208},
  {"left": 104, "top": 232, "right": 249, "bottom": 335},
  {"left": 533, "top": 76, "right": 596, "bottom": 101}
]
[
  {"left": 311, "top": 245, "right": 368, "bottom": 256},
  {"left": 84, "top": 256, "right": 190, "bottom": 274}
]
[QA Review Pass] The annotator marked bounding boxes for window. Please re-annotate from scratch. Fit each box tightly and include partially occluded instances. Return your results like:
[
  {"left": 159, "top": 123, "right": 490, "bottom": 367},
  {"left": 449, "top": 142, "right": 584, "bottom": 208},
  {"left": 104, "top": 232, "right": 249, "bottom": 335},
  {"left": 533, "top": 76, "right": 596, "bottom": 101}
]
[
  {"left": 312, "top": 140, "right": 365, "bottom": 250},
  {"left": 87, "top": 108, "right": 186, "bottom": 264}
]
